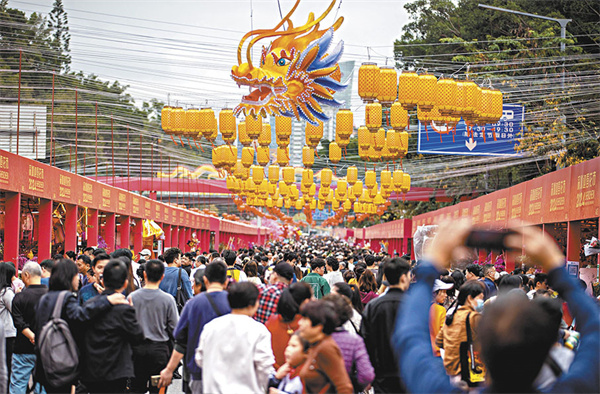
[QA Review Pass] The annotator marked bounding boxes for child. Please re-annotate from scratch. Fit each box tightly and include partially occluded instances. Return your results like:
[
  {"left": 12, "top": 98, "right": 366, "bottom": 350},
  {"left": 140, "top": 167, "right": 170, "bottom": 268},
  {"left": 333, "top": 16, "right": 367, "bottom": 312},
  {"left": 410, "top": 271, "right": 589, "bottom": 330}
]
[{"left": 268, "top": 333, "right": 309, "bottom": 394}]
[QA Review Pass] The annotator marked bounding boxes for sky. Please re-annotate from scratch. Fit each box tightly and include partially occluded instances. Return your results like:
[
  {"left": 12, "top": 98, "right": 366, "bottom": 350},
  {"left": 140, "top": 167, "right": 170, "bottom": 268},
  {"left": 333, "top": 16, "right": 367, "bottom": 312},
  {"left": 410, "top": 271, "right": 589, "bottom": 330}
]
[{"left": 12, "top": 0, "right": 413, "bottom": 121}]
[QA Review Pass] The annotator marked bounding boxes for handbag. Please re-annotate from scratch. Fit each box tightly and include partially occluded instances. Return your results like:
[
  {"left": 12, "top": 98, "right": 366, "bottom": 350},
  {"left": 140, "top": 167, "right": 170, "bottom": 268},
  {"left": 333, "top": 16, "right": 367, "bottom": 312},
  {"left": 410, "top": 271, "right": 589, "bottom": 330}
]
[
  {"left": 175, "top": 268, "right": 190, "bottom": 312},
  {"left": 459, "top": 313, "right": 486, "bottom": 387}
]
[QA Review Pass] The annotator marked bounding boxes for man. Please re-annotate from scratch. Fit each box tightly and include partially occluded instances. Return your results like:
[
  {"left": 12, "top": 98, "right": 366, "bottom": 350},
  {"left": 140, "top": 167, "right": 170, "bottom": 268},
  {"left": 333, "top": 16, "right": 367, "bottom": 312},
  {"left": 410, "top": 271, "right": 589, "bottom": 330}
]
[
  {"left": 527, "top": 273, "right": 549, "bottom": 299},
  {"left": 76, "top": 254, "right": 92, "bottom": 287},
  {"left": 360, "top": 257, "right": 411, "bottom": 393},
  {"left": 300, "top": 258, "right": 330, "bottom": 299},
  {"left": 222, "top": 249, "right": 247, "bottom": 282},
  {"left": 129, "top": 259, "right": 179, "bottom": 393},
  {"left": 365, "top": 254, "right": 378, "bottom": 278},
  {"left": 159, "top": 247, "right": 193, "bottom": 301},
  {"left": 196, "top": 282, "right": 274, "bottom": 393},
  {"left": 139, "top": 248, "right": 152, "bottom": 261},
  {"left": 159, "top": 259, "right": 231, "bottom": 392},
  {"left": 325, "top": 256, "right": 344, "bottom": 288},
  {"left": 79, "top": 253, "right": 110, "bottom": 304},
  {"left": 39, "top": 258, "right": 54, "bottom": 287},
  {"left": 465, "top": 263, "right": 481, "bottom": 281},
  {"left": 181, "top": 253, "right": 194, "bottom": 276},
  {"left": 394, "top": 222, "right": 599, "bottom": 393},
  {"left": 254, "top": 262, "right": 294, "bottom": 324},
  {"left": 81, "top": 260, "right": 144, "bottom": 392},
  {"left": 83, "top": 247, "right": 95, "bottom": 258},
  {"left": 10, "top": 262, "right": 47, "bottom": 393},
  {"left": 482, "top": 263, "right": 499, "bottom": 300}
]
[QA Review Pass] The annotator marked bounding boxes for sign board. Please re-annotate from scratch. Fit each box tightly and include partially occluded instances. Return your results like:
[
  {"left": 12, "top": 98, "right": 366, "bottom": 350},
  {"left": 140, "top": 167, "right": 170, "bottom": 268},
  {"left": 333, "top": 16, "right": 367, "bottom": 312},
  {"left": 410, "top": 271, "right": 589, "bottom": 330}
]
[
  {"left": 567, "top": 261, "right": 580, "bottom": 278},
  {"left": 417, "top": 104, "right": 524, "bottom": 156}
]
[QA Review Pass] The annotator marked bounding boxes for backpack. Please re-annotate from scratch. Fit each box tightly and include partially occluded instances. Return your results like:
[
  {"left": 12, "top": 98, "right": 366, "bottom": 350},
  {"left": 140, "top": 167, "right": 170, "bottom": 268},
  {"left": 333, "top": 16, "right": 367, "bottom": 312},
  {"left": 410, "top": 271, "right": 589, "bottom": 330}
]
[
  {"left": 175, "top": 268, "right": 191, "bottom": 313},
  {"left": 38, "top": 291, "right": 79, "bottom": 387}
]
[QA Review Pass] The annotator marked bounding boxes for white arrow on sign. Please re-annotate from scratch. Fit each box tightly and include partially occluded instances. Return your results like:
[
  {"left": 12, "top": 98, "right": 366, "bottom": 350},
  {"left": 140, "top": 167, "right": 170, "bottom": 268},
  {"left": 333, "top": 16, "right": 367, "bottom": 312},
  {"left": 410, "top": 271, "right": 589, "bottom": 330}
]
[{"left": 465, "top": 137, "right": 477, "bottom": 151}]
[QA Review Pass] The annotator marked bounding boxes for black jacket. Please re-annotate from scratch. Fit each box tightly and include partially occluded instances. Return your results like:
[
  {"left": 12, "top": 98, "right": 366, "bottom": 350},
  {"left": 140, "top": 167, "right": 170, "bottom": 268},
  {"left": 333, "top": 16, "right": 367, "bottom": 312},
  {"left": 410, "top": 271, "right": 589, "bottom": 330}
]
[
  {"left": 80, "top": 290, "right": 144, "bottom": 382},
  {"left": 12, "top": 284, "right": 47, "bottom": 354}
]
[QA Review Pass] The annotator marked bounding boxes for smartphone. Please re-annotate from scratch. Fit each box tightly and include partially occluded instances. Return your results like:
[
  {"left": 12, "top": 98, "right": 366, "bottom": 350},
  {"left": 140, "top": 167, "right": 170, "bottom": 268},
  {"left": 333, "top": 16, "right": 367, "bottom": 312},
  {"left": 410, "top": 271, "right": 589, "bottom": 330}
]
[
  {"left": 465, "top": 229, "right": 515, "bottom": 251},
  {"left": 151, "top": 375, "right": 160, "bottom": 387}
]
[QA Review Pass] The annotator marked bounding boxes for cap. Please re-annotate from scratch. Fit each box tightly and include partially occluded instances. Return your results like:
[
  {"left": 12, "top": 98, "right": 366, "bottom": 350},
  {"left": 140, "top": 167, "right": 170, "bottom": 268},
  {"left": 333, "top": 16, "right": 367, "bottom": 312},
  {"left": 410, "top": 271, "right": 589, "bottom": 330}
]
[
  {"left": 273, "top": 262, "right": 295, "bottom": 281},
  {"left": 433, "top": 279, "right": 454, "bottom": 292},
  {"left": 139, "top": 249, "right": 151, "bottom": 257}
]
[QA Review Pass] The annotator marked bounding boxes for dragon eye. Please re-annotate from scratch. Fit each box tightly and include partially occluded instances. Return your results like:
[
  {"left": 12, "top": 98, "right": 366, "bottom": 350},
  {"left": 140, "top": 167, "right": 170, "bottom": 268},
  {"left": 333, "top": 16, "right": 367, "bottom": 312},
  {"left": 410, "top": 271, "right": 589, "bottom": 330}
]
[{"left": 277, "top": 58, "right": 290, "bottom": 66}]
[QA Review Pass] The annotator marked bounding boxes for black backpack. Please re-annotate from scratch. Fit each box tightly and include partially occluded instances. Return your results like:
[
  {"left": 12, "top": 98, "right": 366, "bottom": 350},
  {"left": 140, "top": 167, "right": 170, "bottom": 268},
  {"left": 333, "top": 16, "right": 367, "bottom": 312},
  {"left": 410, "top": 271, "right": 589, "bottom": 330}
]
[
  {"left": 175, "top": 268, "right": 191, "bottom": 312},
  {"left": 37, "top": 291, "right": 79, "bottom": 387}
]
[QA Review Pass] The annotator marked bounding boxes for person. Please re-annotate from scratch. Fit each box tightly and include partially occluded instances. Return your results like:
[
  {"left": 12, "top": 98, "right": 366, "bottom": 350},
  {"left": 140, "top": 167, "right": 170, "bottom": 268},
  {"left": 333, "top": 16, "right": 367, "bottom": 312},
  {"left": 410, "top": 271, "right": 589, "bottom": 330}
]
[
  {"left": 244, "top": 260, "right": 262, "bottom": 285},
  {"left": 300, "top": 258, "right": 330, "bottom": 299},
  {"left": 82, "top": 247, "right": 95, "bottom": 258},
  {"left": 393, "top": 222, "right": 600, "bottom": 393},
  {"left": 158, "top": 259, "right": 231, "bottom": 392},
  {"left": 223, "top": 249, "right": 248, "bottom": 282},
  {"left": 159, "top": 247, "right": 193, "bottom": 301},
  {"left": 80, "top": 260, "right": 145, "bottom": 392},
  {"left": 481, "top": 264, "right": 498, "bottom": 300},
  {"left": 128, "top": 259, "right": 179, "bottom": 393},
  {"left": 267, "top": 333, "right": 308, "bottom": 394},
  {"left": 332, "top": 282, "right": 363, "bottom": 333},
  {"left": 196, "top": 282, "right": 275, "bottom": 393},
  {"left": 0, "top": 325, "right": 6, "bottom": 394},
  {"left": 192, "top": 268, "right": 206, "bottom": 295},
  {"left": 10, "top": 261, "right": 47, "bottom": 394},
  {"left": 78, "top": 253, "right": 110, "bottom": 304},
  {"left": 358, "top": 269, "right": 379, "bottom": 306},
  {"left": 360, "top": 256, "right": 411, "bottom": 393},
  {"left": 0, "top": 262, "right": 16, "bottom": 386},
  {"left": 255, "top": 262, "right": 294, "bottom": 324},
  {"left": 464, "top": 264, "right": 481, "bottom": 281},
  {"left": 34, "top": 259, "right": 127, "bottom": 393},
  {"left": 324, "top": 293, "right": 375, "bottom": 392},
  {"left": 111, "top": 249, "right": 139, "bottom": 294},
  {"left": 266, "top": 282, "right": 312, "bottom": 368},
  {"left": 75, "top": 254, "right": 92, "bottom": 288},
  {"left": 325, "top": 256, "right": 344, "bottom": 288},
  {"left": 527, "top": 273, "right": 549, "bottom": 299},
  {"left": 430, "top": 279, "right": 453, "bottom": 357},
  {"left": 39, "top": 259, "right": 54, "bottom": 287},
  {"left": 297, "top": 300, "right": 353, "bottom": 393}
]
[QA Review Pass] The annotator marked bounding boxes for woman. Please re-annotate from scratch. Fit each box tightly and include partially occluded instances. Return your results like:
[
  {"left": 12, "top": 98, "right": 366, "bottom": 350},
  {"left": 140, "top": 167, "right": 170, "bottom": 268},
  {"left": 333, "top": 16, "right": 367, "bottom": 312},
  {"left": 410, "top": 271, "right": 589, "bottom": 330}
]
[
  {"left": 34, "top": 259, "right": 126, "bottom": 392},
  {"left": 243, "top": 261, "right": 263, "bottom": 286},
  {"left": 430, "top": 279, "right": 453, "bottom": 357},
  {"left": 323, "top": 294, "right": 374, "bottom": 392},
  {"left": 447, "top": 271, "right": 465, "bottom": 308},
  {"left": 332, "top": 282, "right": 362, "bottom": 334},
  {"left": 297, "top": 300, "right": 353, "bottom": 393},
  {"left": 266, "top": 282, "right": 312, "bottom": 368},
  {"left": 435, "top": 280, "right": 486, "bottom": 380},
  {"left": 358, "top": 270, "right": 379, "bottom": 306},
  {"left": 0, "top": 262, "right": 16, "bottom": 386}
]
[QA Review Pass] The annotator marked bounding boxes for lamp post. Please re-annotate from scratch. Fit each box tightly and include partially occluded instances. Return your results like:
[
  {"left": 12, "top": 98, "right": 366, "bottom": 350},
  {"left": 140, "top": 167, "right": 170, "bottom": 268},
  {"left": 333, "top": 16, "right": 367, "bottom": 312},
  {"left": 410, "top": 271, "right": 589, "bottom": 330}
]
[{"left": 478, "top": 3, "right": 571, "bottom": 90}]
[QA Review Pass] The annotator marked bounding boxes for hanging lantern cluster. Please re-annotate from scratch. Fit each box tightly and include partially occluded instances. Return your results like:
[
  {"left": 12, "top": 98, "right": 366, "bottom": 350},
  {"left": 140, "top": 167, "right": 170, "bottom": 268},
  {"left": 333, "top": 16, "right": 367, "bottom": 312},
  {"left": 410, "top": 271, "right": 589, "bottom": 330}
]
[{"left": 161, "top": 107, "right": 219, "bottom": 145}]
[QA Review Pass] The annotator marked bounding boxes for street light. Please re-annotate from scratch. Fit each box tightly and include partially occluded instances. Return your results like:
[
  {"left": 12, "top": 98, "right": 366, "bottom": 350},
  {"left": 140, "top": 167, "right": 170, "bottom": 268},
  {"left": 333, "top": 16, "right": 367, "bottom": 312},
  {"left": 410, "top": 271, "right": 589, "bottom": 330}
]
[{"left": 478, "top": 3, "right": 571, "bottom": 89}]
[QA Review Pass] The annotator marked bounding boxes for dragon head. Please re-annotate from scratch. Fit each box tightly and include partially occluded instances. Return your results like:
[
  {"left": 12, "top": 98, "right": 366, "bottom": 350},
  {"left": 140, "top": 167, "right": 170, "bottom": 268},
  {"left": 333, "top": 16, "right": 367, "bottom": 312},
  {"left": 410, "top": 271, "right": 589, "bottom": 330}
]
[{"left": 232, "top": 0, "right": 346, "bottom": 125}]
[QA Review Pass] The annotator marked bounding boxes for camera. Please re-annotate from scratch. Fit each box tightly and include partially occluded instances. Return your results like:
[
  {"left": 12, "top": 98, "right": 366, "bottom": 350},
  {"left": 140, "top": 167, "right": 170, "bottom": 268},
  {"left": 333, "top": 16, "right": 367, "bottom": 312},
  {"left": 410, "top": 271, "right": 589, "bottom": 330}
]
[{"left": 465, "top": 229, "right": 515, "bottom": 251}]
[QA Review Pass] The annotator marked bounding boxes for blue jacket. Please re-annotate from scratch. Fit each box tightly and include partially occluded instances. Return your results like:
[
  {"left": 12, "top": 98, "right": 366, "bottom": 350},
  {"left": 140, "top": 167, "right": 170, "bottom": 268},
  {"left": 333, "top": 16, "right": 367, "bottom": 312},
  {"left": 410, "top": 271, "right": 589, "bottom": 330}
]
[
  {"left": 159, "top": 266, "right": 193, "bottom": 300},
  {"left": 393, "top": 262, "right": 599, "bottom": 393}
]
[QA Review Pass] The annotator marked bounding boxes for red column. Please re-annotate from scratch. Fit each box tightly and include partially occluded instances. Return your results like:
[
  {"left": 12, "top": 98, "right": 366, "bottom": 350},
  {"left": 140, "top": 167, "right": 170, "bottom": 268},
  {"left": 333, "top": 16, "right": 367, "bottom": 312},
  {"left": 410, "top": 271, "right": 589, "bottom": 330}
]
[
  {"left": 118, "top": 215, "right": 131, "bottom": 250},
  {"left": 4, "top": 192, "right": 21, "bottom": 265},
  {"left": 172, "top": 226, "right": 180, "bottom": 250},
  {"left": 163, "top": 224, "right": 172, "bottom": 248},
  {"left": 133, "top": 219, "right": 143, "bottom": 255},
  {"left": 38, "top": 199, "right": 53, "bottom": 261},
  {"left": 64, "top": 204, "right": 78, "bottom": 253},
  {"left": 179, "top": 227, "right": 187, "bottom": 251},
  {"left": 184, "top": 228, "right": 191, "bottom": 252},
  {"left": 104, "top": 213, "right": 116, "bottom": 253},
  {"left": 87, "top": 209, "right": 99, "bottom": 248},
  {"left": 566, "top": 221, "right": 581, "bottom": 264}
]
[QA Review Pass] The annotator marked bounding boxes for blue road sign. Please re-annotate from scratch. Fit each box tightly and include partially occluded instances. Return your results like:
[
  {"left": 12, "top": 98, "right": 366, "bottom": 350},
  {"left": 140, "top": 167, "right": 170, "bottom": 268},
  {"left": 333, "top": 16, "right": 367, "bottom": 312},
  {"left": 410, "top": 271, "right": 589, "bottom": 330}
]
[
  {"left": 313, "top": 208, "right": 334, "bottom": 221},
  {"left": 417, "top": 104, "right": 524, "bottom": 157}
]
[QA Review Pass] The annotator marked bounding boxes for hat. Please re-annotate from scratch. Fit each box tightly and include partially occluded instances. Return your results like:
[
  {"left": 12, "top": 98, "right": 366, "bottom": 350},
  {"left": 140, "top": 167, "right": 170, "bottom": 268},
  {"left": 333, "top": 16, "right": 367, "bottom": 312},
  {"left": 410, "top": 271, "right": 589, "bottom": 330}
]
[
  {"left": 273, "top": 262, "right": 295, "bottom": 281},
  {"left": 139, "top": 249, "right": 151, "bottom": 257},
  {"left": 433, "top": 279, "right": 454, "bottom": 292}
]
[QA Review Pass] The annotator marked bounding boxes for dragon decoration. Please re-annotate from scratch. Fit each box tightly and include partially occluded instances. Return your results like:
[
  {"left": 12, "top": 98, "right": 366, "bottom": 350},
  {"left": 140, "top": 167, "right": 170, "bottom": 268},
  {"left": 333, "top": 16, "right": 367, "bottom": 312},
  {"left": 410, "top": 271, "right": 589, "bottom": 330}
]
[{"left": 231, "top": 0, "right": 347, "bottom": 125}]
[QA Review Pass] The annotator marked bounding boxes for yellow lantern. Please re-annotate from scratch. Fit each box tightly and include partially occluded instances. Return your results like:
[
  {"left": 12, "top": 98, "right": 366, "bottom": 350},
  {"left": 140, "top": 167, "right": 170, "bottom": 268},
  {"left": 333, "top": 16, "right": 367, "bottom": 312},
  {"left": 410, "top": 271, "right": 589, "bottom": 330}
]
[
  {"left": 380, "top": 170, "right": 392, "bottom": 189},
  {"left": 387, "top": 130, "right": 400, "bottom": 154},
  {"left": 354, "top": 202, "right": 362, "bottom": 213},
  {"left": 302, "top": 146, "right": 314, "bottom": 168},
  {"left": 226, "top": 176, "right": 237, "bottom": 192},
  {"left": 317, "top": 200, "right": 325, "bottom": 210},
  {"left": 289, "top": 184, "right": 299, "bottom": 200},
  {"left": 346, "top": 166, "right": 358, "bottom": 185},
  {"left": 463, "top": 80, "right": 480, "bottom": 122},
  {"left": 310, "top": 198, "right": 317, "bottom": 211},
  {"left": 377, "top": 66, "right": 398, "bottom": 107},
  {"left": 369, "top": 146, "right": 381, "bottom": 161},
  {"left": 490, "top": 88, "right": 503, "bottom": 123},
  {"left": 211, "top": 147, "right": 221, "bottom": 168},
  {"left": 337, "top": 179, "right": 348, "bottom": 196},
  {"left": 258, "top": 123, "right": 271, "bottom": 147},
  {"left": 258, "top": 179, "right": 269, "bottom": 196},
  {"left": 282, "top": 167, "right": 295, "bottom": 186},
  {"left": 223, "top": 145, "right": 237, "bottom": 168},
  {"left": 309, "top": 183, "right": 316, "bottom": 197},
  {"left": 161, "top": 106, "right": 173, "bottom": 134},
  {"left": 207, "top": 117, "right": 218, "bottom": 142},
  {"left": 279, "top": 181, "right": 289, "bottom": 196},
  {"left": 276, "top": 116, "right": 292, "bottom": 136},
  {"left": 336, "top": 109, "right": 353, "bottom": 139},
  {"left": 365, "top": 170, "right": 376, "bottom": 189},
  {"left": 365, "top": 102, "right": 382, "bottom": 131},
  {"left": 276, "top": 197, "right": 284, "bottom": 208},
  {"left": 358, "top": 126, "right": 370, "bottom": 149},
  {"left": 369, "top": 185, "right": 378, "bottom": 198},
  {"left": 219, "top": 109, "right": 236, "bottom": 141},
  {"left": 336, "top": 135, "right": 350, "bottom": 149},
  {"left": 277, "top": 147, "right": 289, "bottom": 166},
  {"left": 381, "top": 144, "right": 393, "bottom": 161},
  {"left": 343, "top": 199, "right": 352, "bottom": 212},
  {"left": 241, "top": 147, "right": 254, "bottom": 168},
  {"left": 246, "top": 114, "right": 262, "bottom": 140},
  {"left": 245, "top": 177, "right": 256, "bottom": 194},
  {"left": 321, "top": 168, "right": 333, "bottom": 188},
  {"left": 373, "top": 128, "right": 385, "bottom": 151},
  {"left": 170, "top": 107, "right": 186, "bottom": 136},
  {"left": 234, "top": 159, "right": 245, "bottom": 178},
  {"left": 453, "top": 81, "right": 467, "bottom": 118},
  {"left": 374, "top": 193, "right": 385, "bottom": 206},
  {"left": 200, "top": 108, "right": 216, "bottom": 140},
  {"left": 352, "top": 180, "right": 363, "bottom": 198},
  {"left": 329, "top": 142, "right": 341, "bottom": 164},
  {"left": 302, "top": 169, "right": 314, "bottom": 188},
  {"left": 436, "top": 78, "right": 457, "bottom": 117},
  {"left": 277, "top": 134, "right": 290, "bottom": 148},
  {"left": 284, "top": 199, "right": 292, "bottom": 209},
  {"left": 359, "top": 145, "right": 369, "bottom": 161},
  {"left": 266, "top": 197, "right": 273, "bottom": 208},
  {"left": 256, "top": 146, "right": 270, "bottom": 166},
  {"left": 381, "top": 186, "right": 391, "bottom": 199},
  {"left": 358, "top": 62, "right": 380, "bottom": 103},
  {"left": 268, "top": 165, "right": 279, "bottom": 184},
  {"left": 417, "top": 73, "right": 437, "bottom": 112},
  {"left": 399, "top": 131, "right": 409, "bottom": 156},
  {"left": 319, "top": 186, "right": 330, "bottom": 200},
  {"left": 332, "top": 199, "right": 340, "bottom": 210},
  {"left": 390, "top": 102, "right": 408, "bottom": 131},
  {"left": 397, "top": 70, "right": 420, "bottom": 111},
  {"left": 305, "top": 121, "right": 324, "bottom": 148},
  {"left": 238, "top": 121, "right": 252, "bottom": 147},
  {"left": 185, "top": 108, "right": 201, "bottom": 137},
  {"left": 295, "top": 200, "right": 304, "bottom": 210},
  {"left": 401, "top": 173, "right": 411, "bottom": 193}
]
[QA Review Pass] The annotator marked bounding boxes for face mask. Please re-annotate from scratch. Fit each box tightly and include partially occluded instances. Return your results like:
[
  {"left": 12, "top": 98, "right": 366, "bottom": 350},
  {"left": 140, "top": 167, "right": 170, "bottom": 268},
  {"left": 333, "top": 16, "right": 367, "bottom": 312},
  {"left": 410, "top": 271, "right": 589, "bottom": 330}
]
[
  {"left": 475, "top": 299, "right": 485, "bottom": 313},
  {"left": 494, "top": 272, "right": 500, "bottom": 280}
]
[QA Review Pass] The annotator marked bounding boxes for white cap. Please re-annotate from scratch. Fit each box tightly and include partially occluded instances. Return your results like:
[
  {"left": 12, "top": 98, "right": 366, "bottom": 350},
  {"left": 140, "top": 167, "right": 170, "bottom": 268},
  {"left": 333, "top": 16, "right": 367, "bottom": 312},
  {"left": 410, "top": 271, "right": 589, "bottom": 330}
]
[
  {"left": 140, "top": 249, "right": 151, "bottom": 257},
  {"left": 433, "top": 279, "right": 454, "bottom": 292}
]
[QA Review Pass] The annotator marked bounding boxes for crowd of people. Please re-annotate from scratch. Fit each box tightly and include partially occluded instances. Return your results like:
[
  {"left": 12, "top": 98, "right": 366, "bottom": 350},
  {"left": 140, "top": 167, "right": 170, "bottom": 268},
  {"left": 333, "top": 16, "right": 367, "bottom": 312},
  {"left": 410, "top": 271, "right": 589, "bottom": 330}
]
[{"left": 0, "top": 223, "right": 598, "bottom": 394}]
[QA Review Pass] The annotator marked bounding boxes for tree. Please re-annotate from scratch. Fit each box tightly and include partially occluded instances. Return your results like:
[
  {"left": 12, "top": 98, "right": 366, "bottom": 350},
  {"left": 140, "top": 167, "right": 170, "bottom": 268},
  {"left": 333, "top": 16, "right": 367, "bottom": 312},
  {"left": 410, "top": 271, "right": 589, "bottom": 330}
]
[{"left": 48, "top": 0, "right": 70, "bottom": 71}]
